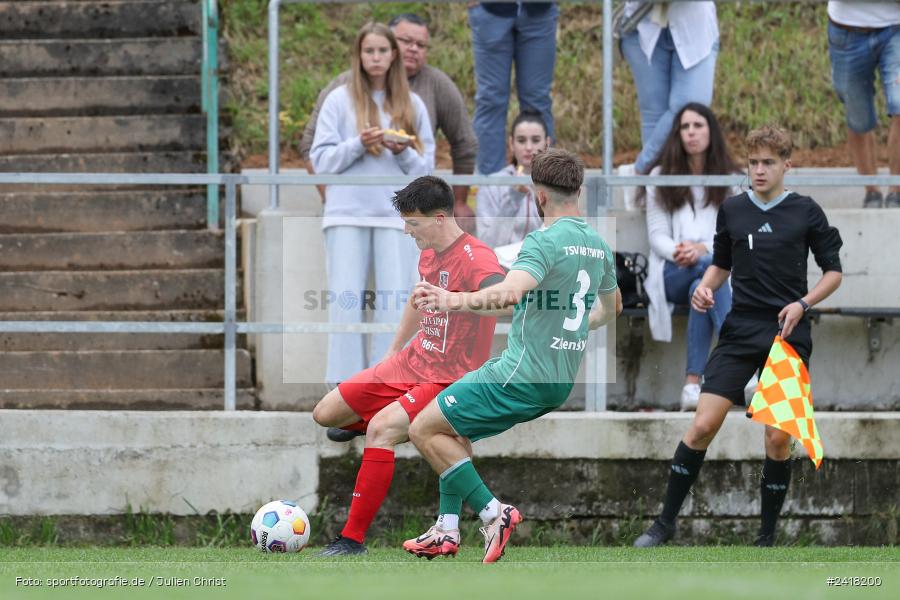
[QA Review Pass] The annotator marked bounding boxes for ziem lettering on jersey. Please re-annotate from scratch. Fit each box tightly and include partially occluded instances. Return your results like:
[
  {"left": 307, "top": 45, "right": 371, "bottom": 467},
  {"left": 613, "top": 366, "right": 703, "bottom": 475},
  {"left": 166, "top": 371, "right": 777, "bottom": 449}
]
[{"left": 549, "top": 336, "right": 587, "bottom": 352}]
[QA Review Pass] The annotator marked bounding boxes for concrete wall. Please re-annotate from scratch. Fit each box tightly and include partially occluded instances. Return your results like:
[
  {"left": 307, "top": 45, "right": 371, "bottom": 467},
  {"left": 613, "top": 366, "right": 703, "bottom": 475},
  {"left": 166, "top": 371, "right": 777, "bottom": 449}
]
[
  {"left": 0, "top": 411, "right": 322, "bottom": 516},
  {"left": 2, "top": 410, "right": 896, "bottom": 544}
]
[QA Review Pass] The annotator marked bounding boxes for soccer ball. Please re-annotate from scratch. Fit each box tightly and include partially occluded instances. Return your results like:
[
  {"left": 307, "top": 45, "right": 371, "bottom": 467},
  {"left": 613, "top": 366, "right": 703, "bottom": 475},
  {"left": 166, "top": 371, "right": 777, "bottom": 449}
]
[{"left": 250, "top": 500, "right": 311, "bottom": 553}]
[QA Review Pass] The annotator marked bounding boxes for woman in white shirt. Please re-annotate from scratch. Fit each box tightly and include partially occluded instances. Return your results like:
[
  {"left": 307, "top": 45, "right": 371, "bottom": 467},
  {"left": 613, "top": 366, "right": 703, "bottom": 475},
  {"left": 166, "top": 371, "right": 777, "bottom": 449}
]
[
  {"left": 621, "top": 1, "right": 719, "bottom": 176},
  {"left": 475, "top": 108, "right": 548, "bottom": 250},
  {"left": 311, "top": 22, "right": 435, "bottom": 384},
  {"left": 642, "top": 103, "right": 740, "bottom": 410}
]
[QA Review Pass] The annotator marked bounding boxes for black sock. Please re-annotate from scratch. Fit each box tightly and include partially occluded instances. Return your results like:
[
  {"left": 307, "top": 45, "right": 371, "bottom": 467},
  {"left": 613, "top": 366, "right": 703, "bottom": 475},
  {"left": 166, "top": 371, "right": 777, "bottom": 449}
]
[
  {"left": 759, "top": 456, "right": 791, "bottom": 536},
  {"left": 659, "top": 441, "right": 707, "bottom": 525}
]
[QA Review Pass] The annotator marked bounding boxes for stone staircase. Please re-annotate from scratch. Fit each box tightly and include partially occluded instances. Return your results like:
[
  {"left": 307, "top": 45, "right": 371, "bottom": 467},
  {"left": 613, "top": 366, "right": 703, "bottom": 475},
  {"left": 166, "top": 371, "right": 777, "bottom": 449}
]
[{"left": 0, "top": 0, "right": 254, "bottom": 410}]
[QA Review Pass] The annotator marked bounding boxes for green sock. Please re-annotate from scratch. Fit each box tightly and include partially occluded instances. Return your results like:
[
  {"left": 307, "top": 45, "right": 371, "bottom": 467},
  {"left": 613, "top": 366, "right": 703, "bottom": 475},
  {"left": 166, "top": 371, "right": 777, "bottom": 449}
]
[
  {"left": 438, "top": 477, "right": 462, "bottom": 516},
  {"left": 442, "top": 460, "right": 494, "bottom": 514}
]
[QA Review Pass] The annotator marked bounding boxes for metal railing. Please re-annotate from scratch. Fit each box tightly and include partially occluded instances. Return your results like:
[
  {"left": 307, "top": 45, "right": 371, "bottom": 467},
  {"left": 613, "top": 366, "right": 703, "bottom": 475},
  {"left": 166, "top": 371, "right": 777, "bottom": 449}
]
[
  {"left": 2, "top": 172, "right": 899, "bottom": 413},
  {"left": 202, "top": 0, "right": 220, "bottom": 228}
]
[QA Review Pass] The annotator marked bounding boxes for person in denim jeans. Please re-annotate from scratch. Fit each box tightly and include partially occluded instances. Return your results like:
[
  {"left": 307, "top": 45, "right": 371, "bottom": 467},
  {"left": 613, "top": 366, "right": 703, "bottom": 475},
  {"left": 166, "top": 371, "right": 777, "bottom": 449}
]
[
  {"left": 468, "top": 2, "right": 557, "bottom": 175},
  {"left": 642, "top": 104, "right": 741, "bottom": 411},
  {"left": 620, "top": 1, "right": 719, "bottom": 176},
  {"left": 827, "top": 2, "right": 900, "bottom": 208}
]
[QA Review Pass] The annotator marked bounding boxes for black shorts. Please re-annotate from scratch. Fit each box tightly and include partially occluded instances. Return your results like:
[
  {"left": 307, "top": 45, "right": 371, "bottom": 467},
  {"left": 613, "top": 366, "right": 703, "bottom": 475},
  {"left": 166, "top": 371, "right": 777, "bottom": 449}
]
[{"left": 701, "top": 311, "right": 812, "bottom": 405}]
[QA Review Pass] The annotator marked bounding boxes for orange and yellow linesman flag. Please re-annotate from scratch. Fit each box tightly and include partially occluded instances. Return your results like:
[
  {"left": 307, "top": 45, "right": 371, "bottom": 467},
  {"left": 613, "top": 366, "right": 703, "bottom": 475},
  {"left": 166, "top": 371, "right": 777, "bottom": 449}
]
[{"left": 746, "top": 335, "right": 824, "bottom": 469}]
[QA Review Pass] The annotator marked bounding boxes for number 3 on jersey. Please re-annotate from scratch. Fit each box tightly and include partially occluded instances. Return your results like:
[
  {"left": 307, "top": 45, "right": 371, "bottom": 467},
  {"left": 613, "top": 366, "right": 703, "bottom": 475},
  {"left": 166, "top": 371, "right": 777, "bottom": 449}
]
[{"left": 563, "top": 269, "right": 591, "bottom": 331}]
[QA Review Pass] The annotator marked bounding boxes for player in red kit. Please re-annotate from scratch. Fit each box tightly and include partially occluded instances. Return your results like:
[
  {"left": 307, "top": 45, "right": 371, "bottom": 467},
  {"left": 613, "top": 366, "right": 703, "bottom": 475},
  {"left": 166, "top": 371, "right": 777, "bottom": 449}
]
[{"left": 312, "top": 175, "right": 505, "bottom": 556}]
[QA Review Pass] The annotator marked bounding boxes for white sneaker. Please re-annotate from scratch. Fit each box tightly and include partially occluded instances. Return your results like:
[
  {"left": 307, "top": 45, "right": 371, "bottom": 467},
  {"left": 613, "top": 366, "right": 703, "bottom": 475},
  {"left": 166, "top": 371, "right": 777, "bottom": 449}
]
[{"left": 680, "top": 383, "right": 700, "bottom": 411}]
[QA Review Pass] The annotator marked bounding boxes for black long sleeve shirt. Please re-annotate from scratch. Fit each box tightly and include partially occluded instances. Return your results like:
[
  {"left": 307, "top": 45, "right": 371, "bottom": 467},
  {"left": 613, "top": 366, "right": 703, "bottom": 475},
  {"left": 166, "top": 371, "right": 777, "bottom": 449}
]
[{"left": 712, "top": 191, "right": 843, "bottom": 313}]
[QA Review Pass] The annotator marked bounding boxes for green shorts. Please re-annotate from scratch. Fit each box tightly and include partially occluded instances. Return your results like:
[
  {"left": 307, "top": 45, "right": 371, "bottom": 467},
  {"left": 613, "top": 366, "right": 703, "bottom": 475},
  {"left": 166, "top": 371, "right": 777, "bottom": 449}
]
[{"left": 436, "top": 370, "right": 573, "bottom": 442}]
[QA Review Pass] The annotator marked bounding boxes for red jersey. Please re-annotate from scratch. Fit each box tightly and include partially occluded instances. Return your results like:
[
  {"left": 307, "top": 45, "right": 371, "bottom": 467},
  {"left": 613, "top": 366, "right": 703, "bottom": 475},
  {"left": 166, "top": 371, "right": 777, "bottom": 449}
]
[{"left": 403, "top": 233, "right": 505, "bottom": 383}]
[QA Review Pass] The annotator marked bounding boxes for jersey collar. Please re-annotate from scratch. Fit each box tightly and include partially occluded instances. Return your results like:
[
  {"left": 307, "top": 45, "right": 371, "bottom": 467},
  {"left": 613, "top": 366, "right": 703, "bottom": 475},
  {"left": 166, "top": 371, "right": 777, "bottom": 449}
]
[
  {"left": 435, "top": 231, "right": 470, "bottom": 256},
  {"left": 748, "top": 190, "right": 791, "bottom": 212},
  {"left": 549, "top": 216, "right": 584, "bottom": 228}
]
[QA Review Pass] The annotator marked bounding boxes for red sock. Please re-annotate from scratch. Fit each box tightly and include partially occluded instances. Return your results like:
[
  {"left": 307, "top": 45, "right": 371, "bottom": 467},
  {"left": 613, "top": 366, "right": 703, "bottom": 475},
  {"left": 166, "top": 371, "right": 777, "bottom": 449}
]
[
  {"left": 341, "top": 447, "right": 395, "bottom": 543},
  {"left": 342, "top": 420, "right": 367, "bottom": 433}
]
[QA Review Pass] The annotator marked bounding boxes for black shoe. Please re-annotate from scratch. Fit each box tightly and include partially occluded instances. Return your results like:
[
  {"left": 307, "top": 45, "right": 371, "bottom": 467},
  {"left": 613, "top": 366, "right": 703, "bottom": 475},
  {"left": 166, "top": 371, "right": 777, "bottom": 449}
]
[
  {"left": 316, "top": 535, "right": 368, "bottom": 556},
  {"left": 326, "top": 427, "right": 365, "bottom": 443},
  {"left": 885, "top": 192, "right": 900, "bottom": 208},
  {"left": 633, "top": 520, "right": 676, "bottom": 547},
  {"left": 863, "top": 190, "right": 884, "bottom": 208},
  {"left": 754, "top": 532, "right": 775, "bottom": 547}
]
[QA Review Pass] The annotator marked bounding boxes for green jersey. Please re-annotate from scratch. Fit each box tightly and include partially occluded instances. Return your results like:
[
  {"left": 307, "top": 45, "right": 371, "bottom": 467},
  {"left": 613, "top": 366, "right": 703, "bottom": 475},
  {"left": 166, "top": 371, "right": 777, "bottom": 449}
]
[{"left": 480, "top": 217, "right": 617, "bottom": 391}]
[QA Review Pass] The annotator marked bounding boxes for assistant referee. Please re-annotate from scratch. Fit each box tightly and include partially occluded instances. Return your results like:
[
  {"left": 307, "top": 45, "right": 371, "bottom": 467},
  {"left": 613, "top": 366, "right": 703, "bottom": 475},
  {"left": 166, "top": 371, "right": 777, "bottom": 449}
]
[{"left": 634, "top": 125, "right": 843, "bottom": 548}]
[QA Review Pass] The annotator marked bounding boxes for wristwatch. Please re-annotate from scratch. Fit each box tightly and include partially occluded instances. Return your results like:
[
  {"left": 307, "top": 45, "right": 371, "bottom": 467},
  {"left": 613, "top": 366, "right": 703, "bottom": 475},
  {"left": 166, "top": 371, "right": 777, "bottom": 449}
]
[{"left": 797, "top": 298, "right": 810, "bottom": 312}]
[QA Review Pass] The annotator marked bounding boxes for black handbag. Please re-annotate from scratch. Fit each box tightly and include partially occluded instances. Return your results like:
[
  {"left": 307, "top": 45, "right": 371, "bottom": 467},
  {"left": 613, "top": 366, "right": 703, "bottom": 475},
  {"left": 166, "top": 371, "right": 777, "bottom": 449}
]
[{"left": 615, "top": 251, "right": 649, "bottom": 308}]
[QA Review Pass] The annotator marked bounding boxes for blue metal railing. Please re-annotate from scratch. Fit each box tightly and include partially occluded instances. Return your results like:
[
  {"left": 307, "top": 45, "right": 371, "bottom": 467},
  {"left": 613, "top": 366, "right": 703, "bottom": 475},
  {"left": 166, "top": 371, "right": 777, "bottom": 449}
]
[{"left": 202, "top": 0, "right": 220, "bottom": 229}]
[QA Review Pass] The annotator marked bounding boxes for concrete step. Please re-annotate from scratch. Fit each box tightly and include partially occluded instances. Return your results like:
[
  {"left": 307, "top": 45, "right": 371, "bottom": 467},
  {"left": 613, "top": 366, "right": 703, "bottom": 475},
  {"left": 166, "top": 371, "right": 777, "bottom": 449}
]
[
  {"left": 0, "top": 38, "right": 201, "bottom": 77},
  {"left": 0, "top": 310, "right": 244, "bottom": 351},
  {"left": 0, "top": 115, "right": 204, "bottom": 155},
  {"left": 0, "top": 269, "right": 227, "bottom": 312},
  {"left": 0, "top": 76, "right": 201, "bottom": 117},
  {"left": 0, "top": 1, "right": 200, "bottom": 40},
  {"left": 0, "top": 388, "right": 256, "bottom": 410},
  {"left": 0, "top": 349, "right": 252, "bottom": 389},
  {"left": 0, "top": 230, "right": 224, "bottom": 270},
  {"left": 0, "top": 151, "right": 204, "bottom": 176},
  {"left": 0, "top": 190, "right": 207, "bottom": 233}
]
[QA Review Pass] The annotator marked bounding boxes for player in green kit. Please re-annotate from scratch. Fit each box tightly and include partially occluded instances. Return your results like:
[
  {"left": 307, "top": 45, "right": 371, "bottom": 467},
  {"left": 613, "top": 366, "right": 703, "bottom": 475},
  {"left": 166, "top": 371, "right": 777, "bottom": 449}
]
[{"left": 404, "top": 149, "right": 622, "bottom": 563}]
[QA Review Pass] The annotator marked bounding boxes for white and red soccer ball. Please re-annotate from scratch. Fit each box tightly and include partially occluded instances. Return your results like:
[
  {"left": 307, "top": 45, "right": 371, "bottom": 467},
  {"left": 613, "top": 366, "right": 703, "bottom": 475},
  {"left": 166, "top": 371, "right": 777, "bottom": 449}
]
[{"left": 250, "top": 500, "right": 311, "bottom": 553}]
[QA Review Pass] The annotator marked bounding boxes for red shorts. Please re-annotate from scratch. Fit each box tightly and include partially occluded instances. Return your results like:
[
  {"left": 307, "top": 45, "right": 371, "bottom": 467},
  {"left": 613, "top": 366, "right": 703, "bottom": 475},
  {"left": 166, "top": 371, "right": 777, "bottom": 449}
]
[{"left": 337, "top": 353, "right": 447, "bottom": 424}]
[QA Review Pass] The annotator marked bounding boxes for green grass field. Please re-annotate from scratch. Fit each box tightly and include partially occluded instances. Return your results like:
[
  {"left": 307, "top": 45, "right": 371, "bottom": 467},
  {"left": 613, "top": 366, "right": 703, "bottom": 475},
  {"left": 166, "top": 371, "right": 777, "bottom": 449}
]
[{"left": 1, "top": 547, "right": 896, "bottom": 600}]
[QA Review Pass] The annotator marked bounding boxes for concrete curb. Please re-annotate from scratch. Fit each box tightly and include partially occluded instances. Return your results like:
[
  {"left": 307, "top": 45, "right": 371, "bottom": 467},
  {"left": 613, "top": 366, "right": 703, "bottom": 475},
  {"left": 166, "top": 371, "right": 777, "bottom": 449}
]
[{"left": 1, "top": 410, "right": 896, "bottom": 516}]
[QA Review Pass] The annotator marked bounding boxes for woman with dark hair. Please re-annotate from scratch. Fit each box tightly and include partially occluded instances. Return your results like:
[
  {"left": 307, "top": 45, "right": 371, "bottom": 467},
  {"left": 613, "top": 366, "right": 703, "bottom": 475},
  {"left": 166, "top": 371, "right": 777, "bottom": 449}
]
[
  {"left": 475, "top": 109, "right": 549, "bottom": 249},
  {"left": 643, "top": 103, "right": 741, "bottom": 410},
  {"left": 311, "top": 22, "right": 435, "bottom": 384}
]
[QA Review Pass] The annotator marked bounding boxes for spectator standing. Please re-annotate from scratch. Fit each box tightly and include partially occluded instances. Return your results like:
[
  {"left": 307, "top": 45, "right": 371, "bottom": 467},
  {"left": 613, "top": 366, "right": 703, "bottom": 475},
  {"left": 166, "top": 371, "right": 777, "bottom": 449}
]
[
  {"left": 642, "top": 103, "right": 741, "bottom": 411},
  {"left": 301, "top": 14, "right": 478, "bottom": 228},
  {"left": 620, "top": 1, "right": 719, "bottom": 176},
  {"left": 475, "top": 109, "right": 548, "bottom": 249},
  {"left": 469, "top": 1, "right": 558, "bottom": 176},
  {"left": 827, "top": 1, "right": 900, "bottom": 208},
  {"left": 310, "top": 22, "right": 436, "bottom": 384}
]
